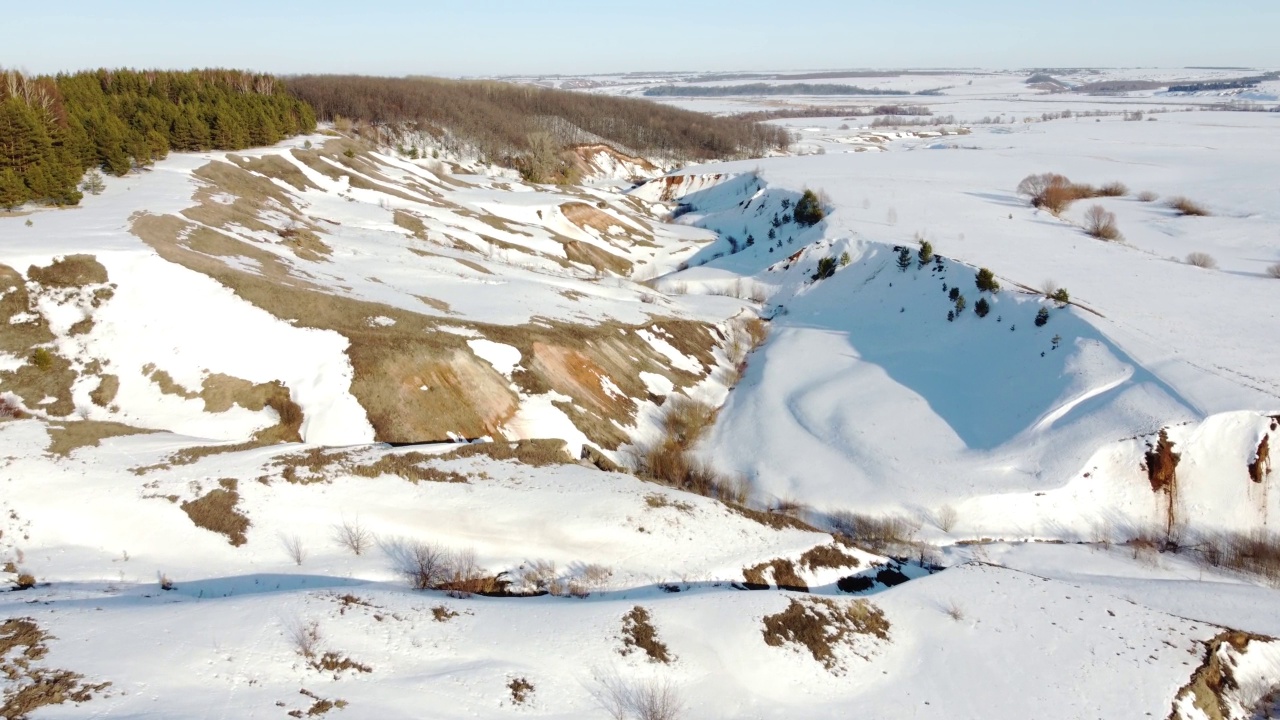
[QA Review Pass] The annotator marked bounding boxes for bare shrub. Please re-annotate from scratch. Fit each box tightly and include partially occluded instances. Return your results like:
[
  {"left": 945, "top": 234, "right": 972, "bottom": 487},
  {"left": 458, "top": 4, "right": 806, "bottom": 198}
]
[
  {"left": 157, "top": 572, "right": 174, "bottom": 591},
  {"left": 829, "top": 511, "right": 921, "bottom": 552},
  {"left": 1267, "top": 263, "right": 1280, "bottom": 279},
  {"left": 333, "top": 517, "right": 374, "bottom": 556},
  {"left": 1041, "top": 279, "right": 1059, "bottom": 297},
  {"left": 12, "top": 572, "right": 36, "bottom": 590},
  {"left": 1168, "top": 196, "right": 1210, "bottom": 216},
  {"left": 1084, "top": 205, "right": 1121, "bottom": 240},
  {"left": 399, "top": 541, "right": 451, "bottom": 590},
  {"left": 280, "top": 533, "right": 306, "bottom": 566},
  {"left": 579, "top": 563, "right": 614, "bottom": 594},
  {"left": 1194, "top": 530, "right": 1280, "bottom": 584},
  {"left": 286, "top": 619, "right": 323, "bottom": 659},
  {"left": 944, "top": 600, "right": 965, "bottom": 621},
  {"left": 590, "top": 671, "right": 684, "bottom": 720},
  {"left": 934, "top": 505, "right": 958, "bottom": 533},
  {"left": 1136, "top": 190, "right": 1159, "bottom": 202},
  {"left": 1185, "top": 252, "right": 1218, "bottom": 269},
  {"left": 0, "top": 397, "right": 26, "bottom": 419},
  {"left": 1098, "top": 182, "right": 1128, "bottom": 197}
]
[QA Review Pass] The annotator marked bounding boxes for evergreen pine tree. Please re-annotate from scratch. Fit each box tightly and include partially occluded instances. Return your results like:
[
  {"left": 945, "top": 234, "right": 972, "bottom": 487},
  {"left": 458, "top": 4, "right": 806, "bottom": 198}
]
[
  {"left": 1035, "top": 307, "right": 1050, "bottom": 326},
  {"left": 974, "top": 297, "right": 990, "bottom": 318},
  {"left": 896, "top": 247, "right": 912, "bottom": 271},
  {"left": 0, "top": 167, "right": 27, "bottom": 210},
  {"left": 917, "top": 240, "right": 934, "bottom": 267}
]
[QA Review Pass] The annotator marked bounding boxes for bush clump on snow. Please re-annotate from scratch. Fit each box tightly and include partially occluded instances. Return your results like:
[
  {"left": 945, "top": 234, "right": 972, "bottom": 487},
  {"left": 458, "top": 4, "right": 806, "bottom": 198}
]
[
  {"left": 1084, "top": 205, "right": 1121, "bottom": 240},
  {"left": 1035, "top": 307, "right": 1050, "bottom": 327},
  {"left": 1185, "top": 252, "right": 1218, "bottom": 269},
  {"left": 1168, "top": 196, "right": 1211, "bottom": 217},
  {"left": 974, "top": 297, "right": 990, "bottom": 318}
]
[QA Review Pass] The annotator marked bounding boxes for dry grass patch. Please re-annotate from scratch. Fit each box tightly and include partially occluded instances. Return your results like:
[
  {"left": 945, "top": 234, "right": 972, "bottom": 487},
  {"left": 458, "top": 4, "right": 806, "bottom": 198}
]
[
  {"left": 620, "top": 606, "right": 672, "bottom": 663},
  {"left": 727, "top": 503, "right": 818, "bottom": 532},
  {"left": 1137, "top": 190, "right": 1160, "bottom": 202},
  {"left": 346, "top": 452, "right": 469, "bottom": 483},
  {"left": 508, "top": 677, "right": 535, "bottom": 705},
  {"left": 798, "top": 544, "right": 861, "bottom": 572},
  {"left": 1168, "top": 196, "right": 1211, "bottom": 217},
  {"left": 1267, "top": 263, "right": 1280, "bottom": 279},
  {"left": 441, "top": 439, "right": 571, "bottom": 467},
  {"left": 645, "top": 493, "right": 694, "bottom": 514},
  {"left": 0, "top": 264, "right": 54, "bottom": 356},
  {"left": 761, "top": 597, "right": 890, "bottom": 672},
  {"left": 393, "top": 209, "right": 428, "bottom": 239},
  {"left": 0, "top": 348, "right": 77, "bottom": 417},
  {"left": 309, "top": 652, "right": 372, "bottom": 677},
  {"left": 44, "top": 420, "right": 153, "bottom": 457},
  {"left": 26, "top": 254, "right": 108, "bottom": 288},
  {"left": 743, "top": 559, "right": 808, "bottom": 592},
  {"left": 431, "top": 605, "right": 458, "bottom": 622},
  {"left": 1, "top": 618, "right": 110, "bottom": 719},
  {"left": 88, "top": 374, "right": 119, "bottom": 407},
  {"left": 180, "top": 478, "right": 251, "bottom": 546}
]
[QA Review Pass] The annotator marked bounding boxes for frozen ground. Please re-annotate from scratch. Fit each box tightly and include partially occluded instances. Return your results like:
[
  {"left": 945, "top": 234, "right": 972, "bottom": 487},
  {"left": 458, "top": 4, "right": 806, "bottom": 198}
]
[{"left": 3, "top": 69, "right": 1280, "bottom": 718}]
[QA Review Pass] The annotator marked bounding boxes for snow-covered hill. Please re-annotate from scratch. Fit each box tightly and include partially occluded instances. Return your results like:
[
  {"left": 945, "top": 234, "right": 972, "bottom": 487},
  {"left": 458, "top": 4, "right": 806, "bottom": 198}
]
[{"left": 4, "top": 70, "right": 1280, "bottom": 719}]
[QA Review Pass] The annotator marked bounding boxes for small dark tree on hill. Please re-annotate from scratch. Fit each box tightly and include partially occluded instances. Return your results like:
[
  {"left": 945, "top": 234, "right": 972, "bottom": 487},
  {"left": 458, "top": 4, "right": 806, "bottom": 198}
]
[
  {"left": 1035, "top": 307, "right": 1050, "bottom": 326},
  {"left": 948, "top": 286, "right": 960, "bottom": 302},
  {"left": 814, "top": 256, "right": 837, "bottom": 280},
  {"left": 975, "top": 268, "right": 1000, "bottom": 293},
  {"left": 1050, "top": 288, "right": 1069, "bottom": 306},
  {"left": 81, "top": 169, "right": 106, "bottom": 196},
  {"left": 974, "top": 297, "right": 990, "bottom": 317},
  {"left": 917, "top": 240, "right": 934, "bottom": 267},
  {"left": 954, "top": 294, "right": 967, "bottom": 313},
  {"left": 896, "top": 247, "right": 912, "bottom": 272},
  {"left": 794, "top": 189, "right": 825, "bottom": 226}
]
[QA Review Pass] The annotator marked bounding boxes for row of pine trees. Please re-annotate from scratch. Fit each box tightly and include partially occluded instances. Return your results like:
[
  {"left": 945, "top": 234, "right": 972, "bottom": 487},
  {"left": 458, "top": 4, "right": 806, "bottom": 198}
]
[{"left": 1, "top": 68, "right": 316, "bottom": 209}]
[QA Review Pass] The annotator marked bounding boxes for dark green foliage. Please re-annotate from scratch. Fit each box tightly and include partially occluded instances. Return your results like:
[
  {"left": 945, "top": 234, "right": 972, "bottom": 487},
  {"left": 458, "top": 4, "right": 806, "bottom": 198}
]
[
  {"left": 974, "top": 297, "right": 990, "bottom": 318},
  {"left": 1035, "top": 307, "right": 1050, "bottom": 327},
  {"left": 954, "top": 294, "right": 967, "bottom": 313},
  {"left": 814, "top": 256, "right": 837, "bottom": 280},
  {"left": 975, "top": 267, "right": 1000, "bottom": 293},
  {"left": 896, "top": 247, "right": 912, "bottom": 272},
  {"left": 839, "top": 251, "right": 850, "bottom": 266},
  {"left": 948, "top": 286, "right": 960, "bottom": 302},
  {"left": 917, "top": 240, "right": 934, "bottom": 267},
  {"left": 794, "top": 189, "right": 825, "bottom": 226},
  {"left": 0, "top": 67, "right": 315, "bottom": 208},
  {"left": 947, "top": 310, "right": 955, "bottom": 322},
  {"left": 1050, "top": 288, "right": 1070, "bottom": 306}
]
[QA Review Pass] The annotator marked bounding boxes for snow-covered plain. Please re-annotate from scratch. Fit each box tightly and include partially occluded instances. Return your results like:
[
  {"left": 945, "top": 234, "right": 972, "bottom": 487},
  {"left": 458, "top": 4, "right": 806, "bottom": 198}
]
[{"left": 3, "top": 69, "right": 1280, "bottom": 718}]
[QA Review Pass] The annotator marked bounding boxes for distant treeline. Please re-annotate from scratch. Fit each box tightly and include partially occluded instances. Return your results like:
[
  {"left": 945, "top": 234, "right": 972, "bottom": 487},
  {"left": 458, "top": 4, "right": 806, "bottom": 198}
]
[
  {"left": 1, "top": 68, "right": 315, "bottom": 209},
  {"left": 287, "top": 75, "right": 791, "bottom": 168},
  {"left": 643, "top": 83, "right": 925, "bottom": 97},
  {"left": 734, "top": 104, "right": 934, "bottom": 122},
  {"left": 1167, "top": 73, "right": 1278, "bottom": 93}
]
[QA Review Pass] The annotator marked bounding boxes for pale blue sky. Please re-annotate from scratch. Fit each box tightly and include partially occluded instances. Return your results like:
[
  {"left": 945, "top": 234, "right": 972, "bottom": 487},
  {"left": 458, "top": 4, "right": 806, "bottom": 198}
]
[{"left": 6, "top": 0, "right": 1276, "bottom": 76}]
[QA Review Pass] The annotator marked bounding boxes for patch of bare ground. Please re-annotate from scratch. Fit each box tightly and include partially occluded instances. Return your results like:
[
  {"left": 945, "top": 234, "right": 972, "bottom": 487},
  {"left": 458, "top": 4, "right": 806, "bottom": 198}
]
[
  {"left": 441, "top": 439, "right": 572, "bottom": 467},
  {"left": 1, "top": 618, "right": 109, "bottom": 719},
  {"left": 414, "top": 295, "right": 455, "bottom": 314},
  {"left": 87, "top": 374, "right": 119, "bottom": 407},
  {"left": 0, "top": 348, "right": 77, "bottom": 417},
  {"left": 761, "top": 597, "right": 890, "bottom": 673},
  {"left": 289, "top": 689, "right": 348, "bottom": 718},
  {"left": 393, "top": 209, "right": 428, "bottom": 239},
  {"left": 619, "top": 606, "right": 672, "bottom": 663},
  {"left": 227, "top": 153, "right": 320, "bottom": 192},
  {"left": 508, "top": 677, "right": 534, "bottom": 705},
  {"left": 180, "top": 478, "right": 251, "bottom": 546},
  {"left": 26, "top": 254, "right": 108, "bottom": 288},
  {"left": 0, "top": 264, "right": 54, "bottom": 356},
  {"left": 431, "top": 605, "right": 458, "bottom": 622},
  {"left": 309, "top": 652, "right": 372, "bottom": 677},
  {"left": 346, "top": 452, "right": 469, "bottom": 483},
  {"left": 563, "top": 239, "right": 633, "bottom": 275},
  {"left": 726, "top": 503, "right": 818, "bottom": 532},
  {"left": 45, "top": 420, "right": 154, "bottom": 457},
  {"left": 184, "top": 160, "right": 305, "bottom": 239},
  {"left": 1169, "top": 630, "right": 1275, "bottom": 720},
  {"left": 278, "top": 226, "right": 333, "bottom": 262},
  {"left": 743, "top": 559, "right": 808, "bottom": 592},
  {"left": 799, "top": 544, "right": 862, "bottom": 571}
]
